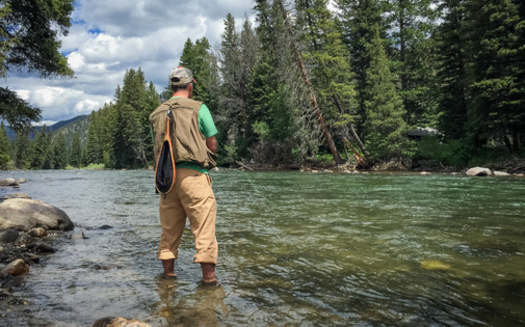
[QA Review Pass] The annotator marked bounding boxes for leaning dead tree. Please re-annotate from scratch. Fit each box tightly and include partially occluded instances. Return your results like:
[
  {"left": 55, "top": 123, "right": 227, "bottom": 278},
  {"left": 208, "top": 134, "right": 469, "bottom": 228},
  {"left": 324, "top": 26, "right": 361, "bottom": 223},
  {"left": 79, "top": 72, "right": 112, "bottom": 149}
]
[{"left": 276, "top": 0, "right": 345, "bottom": 165}]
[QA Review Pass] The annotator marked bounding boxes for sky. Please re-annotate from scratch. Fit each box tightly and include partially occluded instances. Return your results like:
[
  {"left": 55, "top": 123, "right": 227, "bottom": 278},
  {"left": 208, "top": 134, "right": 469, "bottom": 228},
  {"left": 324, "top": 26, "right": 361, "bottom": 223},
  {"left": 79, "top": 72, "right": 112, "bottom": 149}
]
[{"left": 1, "top": 0, "right": 257, "bottom": 126}]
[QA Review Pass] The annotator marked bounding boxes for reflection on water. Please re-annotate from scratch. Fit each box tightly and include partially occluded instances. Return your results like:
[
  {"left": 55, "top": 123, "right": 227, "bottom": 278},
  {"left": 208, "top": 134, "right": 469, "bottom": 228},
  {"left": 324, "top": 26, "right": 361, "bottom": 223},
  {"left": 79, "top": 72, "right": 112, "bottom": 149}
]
[
  {"left": 154, "top": 278, "right": 228, "bottom": 326},
  {"left": 1, "top": 169, "right": 524, "bottom": 326}
]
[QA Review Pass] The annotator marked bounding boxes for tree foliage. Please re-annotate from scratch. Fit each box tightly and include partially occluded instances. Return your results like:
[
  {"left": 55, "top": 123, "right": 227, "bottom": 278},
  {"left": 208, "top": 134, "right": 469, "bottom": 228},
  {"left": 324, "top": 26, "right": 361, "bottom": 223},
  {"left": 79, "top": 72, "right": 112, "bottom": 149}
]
[
  {"left": 4, "top": 0, "right": 524, "bottom": 171},
  {"left": 0, "top": 0, "right": 74, "bottom": 132}
]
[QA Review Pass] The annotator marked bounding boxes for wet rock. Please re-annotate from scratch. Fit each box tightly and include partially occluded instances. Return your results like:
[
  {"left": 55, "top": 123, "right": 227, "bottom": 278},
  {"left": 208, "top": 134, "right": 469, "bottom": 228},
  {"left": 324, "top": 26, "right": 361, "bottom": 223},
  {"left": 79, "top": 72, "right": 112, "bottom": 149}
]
[
  {"left": 31, "top": 242, "right": 55, "bottom": 253},
  {"left": 1, "top": 259, "right": 29, "bottom": 276},
  {"left": 0, "top": 193, "right": 32, "bottom": 203},
  {"left": 466, "top": 167, "right": 492, "bottom": 176},
  {"left": 493, "top": 171, "right": 511, "bottom": 177},
  {"left": 0, "top": 178, "right": 18, "bottom": 187},
  {"left": 67, "top": 231, "right": 88, "bottom": 240},
  {"left": 23, "top": 253, "right": 40, "bottom": 264},
  {"left": 28, "top": 228, "right": 47, "bottom": 238},
  {"left": 92, "top": 316, "right": 152, "bottom": 327},
  {"left": 0, "top": 228, "right": 19, "bottom": 244},
  {"left": 17, "top": 178, "right": 26, "bottom": 184},
  {"left": 15, "top": 232, "right": 33, "bottom": 246},
  {"left": 0, "top": 198, "right": 74, "bottom": 231}
]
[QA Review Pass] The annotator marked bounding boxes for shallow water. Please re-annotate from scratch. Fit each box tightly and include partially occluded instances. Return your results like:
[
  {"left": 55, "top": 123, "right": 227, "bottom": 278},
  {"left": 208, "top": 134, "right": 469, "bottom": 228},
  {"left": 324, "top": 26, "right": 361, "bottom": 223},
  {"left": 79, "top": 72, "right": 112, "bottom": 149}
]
[{"left": 0, "top": 169, "right": 524, "bottom": 326}]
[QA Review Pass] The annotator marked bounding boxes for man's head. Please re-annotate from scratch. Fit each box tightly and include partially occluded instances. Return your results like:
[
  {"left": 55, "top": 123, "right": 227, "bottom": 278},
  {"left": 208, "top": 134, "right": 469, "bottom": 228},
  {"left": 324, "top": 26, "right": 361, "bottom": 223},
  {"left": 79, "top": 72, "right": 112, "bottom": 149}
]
[{"left": 169, "top": 66, "right": 195, "bottom": 93}]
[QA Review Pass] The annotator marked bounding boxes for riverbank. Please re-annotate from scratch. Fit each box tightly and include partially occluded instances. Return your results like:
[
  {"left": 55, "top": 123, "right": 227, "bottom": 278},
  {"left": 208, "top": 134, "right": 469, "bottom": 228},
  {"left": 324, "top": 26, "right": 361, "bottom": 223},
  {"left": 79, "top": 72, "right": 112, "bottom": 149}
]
[{"left": 231, "top": 157, "right": 525, "bottom": 175}]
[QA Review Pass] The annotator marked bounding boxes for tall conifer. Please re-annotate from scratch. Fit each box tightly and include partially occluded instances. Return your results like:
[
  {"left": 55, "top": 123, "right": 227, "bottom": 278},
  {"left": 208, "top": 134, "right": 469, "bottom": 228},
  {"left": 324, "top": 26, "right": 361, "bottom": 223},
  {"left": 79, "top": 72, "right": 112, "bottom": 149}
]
[{"left": 364, "top": 28, "right": 412, "bottom": 164}]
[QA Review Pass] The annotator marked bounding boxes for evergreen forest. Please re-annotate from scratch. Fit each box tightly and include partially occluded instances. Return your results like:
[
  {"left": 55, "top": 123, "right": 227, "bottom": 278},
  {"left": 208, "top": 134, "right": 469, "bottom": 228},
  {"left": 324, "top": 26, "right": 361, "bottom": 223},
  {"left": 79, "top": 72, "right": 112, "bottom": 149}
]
[{"left": 1, "top": 0, "right": 524, "bottom": 171}]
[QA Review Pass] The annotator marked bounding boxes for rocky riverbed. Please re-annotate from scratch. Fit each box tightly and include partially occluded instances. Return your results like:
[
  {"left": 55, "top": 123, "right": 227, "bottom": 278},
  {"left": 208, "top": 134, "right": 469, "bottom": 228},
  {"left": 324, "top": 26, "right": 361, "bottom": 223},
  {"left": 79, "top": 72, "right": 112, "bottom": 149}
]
[
  {"left": 0, "top": 189, "right": 75, "bottom": 325},
  {"left": 0, "top": 179, "right": 153, "bottom": 327}
]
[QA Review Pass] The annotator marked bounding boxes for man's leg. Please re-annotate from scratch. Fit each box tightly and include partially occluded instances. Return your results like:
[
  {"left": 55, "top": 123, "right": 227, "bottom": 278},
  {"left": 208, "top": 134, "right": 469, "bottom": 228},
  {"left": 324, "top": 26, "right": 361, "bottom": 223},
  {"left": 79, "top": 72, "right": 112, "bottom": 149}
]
[
  {"left": 158, "top": 185, "right": 187, "bottom": 277},
  {"left": 178, "top": 169, "right": 218, "bottom": 283}
]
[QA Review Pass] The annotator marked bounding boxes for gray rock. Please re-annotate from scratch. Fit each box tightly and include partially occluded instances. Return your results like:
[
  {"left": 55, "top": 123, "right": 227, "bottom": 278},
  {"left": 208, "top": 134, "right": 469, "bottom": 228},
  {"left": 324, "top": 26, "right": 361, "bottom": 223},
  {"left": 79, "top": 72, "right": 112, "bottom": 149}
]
[
  {"left": 0, "top": 199, "right": 74, "bottom": 231},
  {"left": 465, "top": 167, "right": 492, "bottom": 176},
  {"left": 0, "top": 228, "right": 19, "bottom": 244},
  {"left": 0, "top": 178, "right": 18, "bottom": 187},
  {"left": 31, "top": 242, "right": 55, "bottom": 253}
]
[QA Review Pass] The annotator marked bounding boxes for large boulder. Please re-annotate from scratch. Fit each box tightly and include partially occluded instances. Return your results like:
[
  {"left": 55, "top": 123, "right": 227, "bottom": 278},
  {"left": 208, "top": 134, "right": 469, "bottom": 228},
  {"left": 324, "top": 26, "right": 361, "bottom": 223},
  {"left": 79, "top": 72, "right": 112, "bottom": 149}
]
[
  {"left": 466, "top": 167, "right": 492, "bottom": 176},
  {"left": 0, "top": 199, "right": 74, "bottom": 231}
]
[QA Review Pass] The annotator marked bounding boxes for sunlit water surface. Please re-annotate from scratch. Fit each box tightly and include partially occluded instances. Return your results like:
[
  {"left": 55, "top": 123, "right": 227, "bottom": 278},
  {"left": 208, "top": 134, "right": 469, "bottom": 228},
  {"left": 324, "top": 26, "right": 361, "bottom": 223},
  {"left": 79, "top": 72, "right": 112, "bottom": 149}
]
[{"left": 0, "top": 169, "right": 524, "bottom": 326}]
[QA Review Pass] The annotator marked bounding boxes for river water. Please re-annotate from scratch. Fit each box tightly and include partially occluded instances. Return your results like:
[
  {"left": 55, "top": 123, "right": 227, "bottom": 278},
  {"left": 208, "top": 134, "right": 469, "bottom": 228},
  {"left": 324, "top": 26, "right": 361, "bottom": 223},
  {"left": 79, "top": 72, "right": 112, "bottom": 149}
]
[{"left": 0, "top": 169, "right": 524, "bottom": 326}]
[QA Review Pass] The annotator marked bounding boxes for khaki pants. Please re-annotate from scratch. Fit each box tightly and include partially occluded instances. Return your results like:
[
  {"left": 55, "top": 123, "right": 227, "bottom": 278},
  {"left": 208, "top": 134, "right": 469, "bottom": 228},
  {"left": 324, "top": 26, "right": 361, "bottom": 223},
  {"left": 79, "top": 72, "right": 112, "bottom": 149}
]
[{"left": 157, "top": 168, "right": 218, "bottom": 264}]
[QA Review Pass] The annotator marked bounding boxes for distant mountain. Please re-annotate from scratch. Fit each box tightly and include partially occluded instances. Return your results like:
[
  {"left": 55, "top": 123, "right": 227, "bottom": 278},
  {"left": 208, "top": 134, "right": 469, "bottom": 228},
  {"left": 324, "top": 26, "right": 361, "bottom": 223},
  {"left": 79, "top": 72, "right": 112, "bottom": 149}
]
[{"left": 5, "top": 115, "right": 90, "bottom": 146}]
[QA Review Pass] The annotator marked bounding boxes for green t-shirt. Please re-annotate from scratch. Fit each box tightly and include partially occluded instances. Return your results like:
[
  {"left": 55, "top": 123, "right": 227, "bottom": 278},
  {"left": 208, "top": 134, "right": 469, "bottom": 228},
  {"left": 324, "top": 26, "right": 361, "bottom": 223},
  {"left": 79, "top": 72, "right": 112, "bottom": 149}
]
[{"left": 170, "top": 97, "right": 217, "bottom": 174}]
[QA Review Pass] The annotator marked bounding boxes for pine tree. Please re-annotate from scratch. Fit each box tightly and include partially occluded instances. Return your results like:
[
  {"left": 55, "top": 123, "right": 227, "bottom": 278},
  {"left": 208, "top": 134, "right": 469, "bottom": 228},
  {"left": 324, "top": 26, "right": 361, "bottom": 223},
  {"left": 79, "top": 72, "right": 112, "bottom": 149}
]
[
  {"left": 464, "top": 0, "right": 524, "bottom": 152},
  {"left": 218, "top": 13, "right": 260, "bottom": 159},
  {"left": 295, "top": 0, "right": 366, "bottom": 161},
  {"left": 112, "top": 68, "right": 153, "bottom": 168},
  {"left": 0, "top": 122, "right": 11, "bottom": 169},
  {"left": 14, "top": 129, "right": 31, "bottom": 169},
  {"left": 179, "top": 37, "right": 220, "bottom": 110},
  {"left": 435, "top": 0, "right": 469, "bottom": 140},
  {"left": 30, "top": 125, "right": 50, "bottom": 169},
  {"left": 384, "top": 0, "right": 440, "bottom": 128},
  {"left": 69, "top": 132, "right": 82, "bottom": 167},
  {"left": 53, "top": 132, "right": 68, "bottom": 169},
  {"left": 336, "top": 0, "right": 383, "bottom": 135},
  {"left": 364, "top": 28, "right": 412, "bottom": 164},
  {"left": 86, "top": 110, "right": 102, "bottom": 164}
]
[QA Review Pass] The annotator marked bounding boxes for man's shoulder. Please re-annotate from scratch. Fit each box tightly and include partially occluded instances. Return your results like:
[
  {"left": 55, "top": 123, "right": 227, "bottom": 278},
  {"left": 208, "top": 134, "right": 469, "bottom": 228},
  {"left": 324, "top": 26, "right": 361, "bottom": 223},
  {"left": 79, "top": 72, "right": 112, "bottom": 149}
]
[{"left": 149, "top": 102, "right": 171, "bottom": 121}]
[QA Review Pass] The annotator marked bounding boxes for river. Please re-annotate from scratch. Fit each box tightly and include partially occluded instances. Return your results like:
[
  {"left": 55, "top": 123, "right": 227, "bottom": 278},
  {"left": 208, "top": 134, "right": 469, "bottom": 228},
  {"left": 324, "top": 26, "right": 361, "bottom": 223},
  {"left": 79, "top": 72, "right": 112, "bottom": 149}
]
[{"left": 0, "top": 169, "right": 524, "bottom": 326}]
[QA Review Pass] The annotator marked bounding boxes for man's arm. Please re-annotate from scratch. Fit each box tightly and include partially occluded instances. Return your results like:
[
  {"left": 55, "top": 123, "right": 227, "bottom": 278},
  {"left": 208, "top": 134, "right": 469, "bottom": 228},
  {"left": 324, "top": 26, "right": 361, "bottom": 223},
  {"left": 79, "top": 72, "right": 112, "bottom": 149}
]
[{"left": 206, "top": 135, "right": 217, "bottom": 154}]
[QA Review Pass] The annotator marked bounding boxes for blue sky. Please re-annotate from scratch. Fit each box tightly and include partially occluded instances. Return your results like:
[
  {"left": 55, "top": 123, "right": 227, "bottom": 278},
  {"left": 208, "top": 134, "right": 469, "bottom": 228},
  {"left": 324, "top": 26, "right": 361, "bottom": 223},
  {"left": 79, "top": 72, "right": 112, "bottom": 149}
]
[{"left": 1, "top": 0, "right": 257, "bottom": 125}]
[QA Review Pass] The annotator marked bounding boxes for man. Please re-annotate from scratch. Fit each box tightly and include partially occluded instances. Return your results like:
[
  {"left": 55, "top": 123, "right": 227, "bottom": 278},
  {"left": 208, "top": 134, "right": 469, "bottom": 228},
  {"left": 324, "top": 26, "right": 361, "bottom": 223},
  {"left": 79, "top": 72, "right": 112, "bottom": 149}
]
[{"left": 149, "top": 66, "right": 218, "bottom": 284}]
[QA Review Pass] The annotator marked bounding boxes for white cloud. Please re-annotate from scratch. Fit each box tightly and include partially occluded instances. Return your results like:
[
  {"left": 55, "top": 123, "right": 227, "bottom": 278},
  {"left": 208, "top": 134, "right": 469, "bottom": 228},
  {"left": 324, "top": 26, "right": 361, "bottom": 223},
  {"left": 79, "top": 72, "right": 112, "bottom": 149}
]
[
  {"left": 15, "top": 89, "right": 31, "bottom": 101},
  {"left": 74, "top": 98, "right": 107, "bottom": 113},
  {"left": 34, "top": 87, "right": 66, "bottom": 107},
  {"left": 2, "top": 0, "right": 256, "bottom": 123}
]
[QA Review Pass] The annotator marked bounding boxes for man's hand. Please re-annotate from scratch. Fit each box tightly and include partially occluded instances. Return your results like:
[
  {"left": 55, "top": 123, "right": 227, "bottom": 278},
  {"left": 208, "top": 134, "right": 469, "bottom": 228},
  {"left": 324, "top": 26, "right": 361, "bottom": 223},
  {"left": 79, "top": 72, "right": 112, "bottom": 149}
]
[{"left": 206, "top": 136, "right": 217, "bottom": 154}]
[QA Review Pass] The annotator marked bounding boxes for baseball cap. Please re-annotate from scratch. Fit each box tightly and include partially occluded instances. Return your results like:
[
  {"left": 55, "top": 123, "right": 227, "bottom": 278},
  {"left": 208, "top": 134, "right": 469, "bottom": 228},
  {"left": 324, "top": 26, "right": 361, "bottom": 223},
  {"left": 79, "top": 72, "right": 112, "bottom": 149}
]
[{"left": 169, "top": 66, "right": 195, "bottom": 86}]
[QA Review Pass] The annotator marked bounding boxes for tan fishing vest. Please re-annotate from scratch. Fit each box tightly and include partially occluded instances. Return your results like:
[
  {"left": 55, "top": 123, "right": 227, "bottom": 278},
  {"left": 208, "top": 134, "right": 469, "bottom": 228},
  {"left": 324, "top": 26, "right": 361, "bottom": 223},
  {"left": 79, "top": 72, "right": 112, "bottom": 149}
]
[{"left": 150, "top": 97, "right": 216, "bottom": 169}]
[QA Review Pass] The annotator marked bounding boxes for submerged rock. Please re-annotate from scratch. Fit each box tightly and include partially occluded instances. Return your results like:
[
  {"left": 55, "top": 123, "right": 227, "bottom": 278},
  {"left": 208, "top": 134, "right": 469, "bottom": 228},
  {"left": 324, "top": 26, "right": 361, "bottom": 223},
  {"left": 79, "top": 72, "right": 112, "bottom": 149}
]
[
  {"left": 420, "top": 260, "right": 451, "bottom": 270},
  {"left": 0, "top": 198, "right": 74, "bottom": 231},
  {"left": 92, "top": 317, "right": 152, "bottom": 327}
]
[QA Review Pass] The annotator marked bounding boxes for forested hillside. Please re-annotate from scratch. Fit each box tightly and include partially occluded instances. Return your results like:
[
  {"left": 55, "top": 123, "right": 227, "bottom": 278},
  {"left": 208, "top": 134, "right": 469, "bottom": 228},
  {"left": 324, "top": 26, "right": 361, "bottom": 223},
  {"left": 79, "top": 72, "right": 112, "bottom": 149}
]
[{"left": 2, "top": 0, "right": 524, "bottom": 171}]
